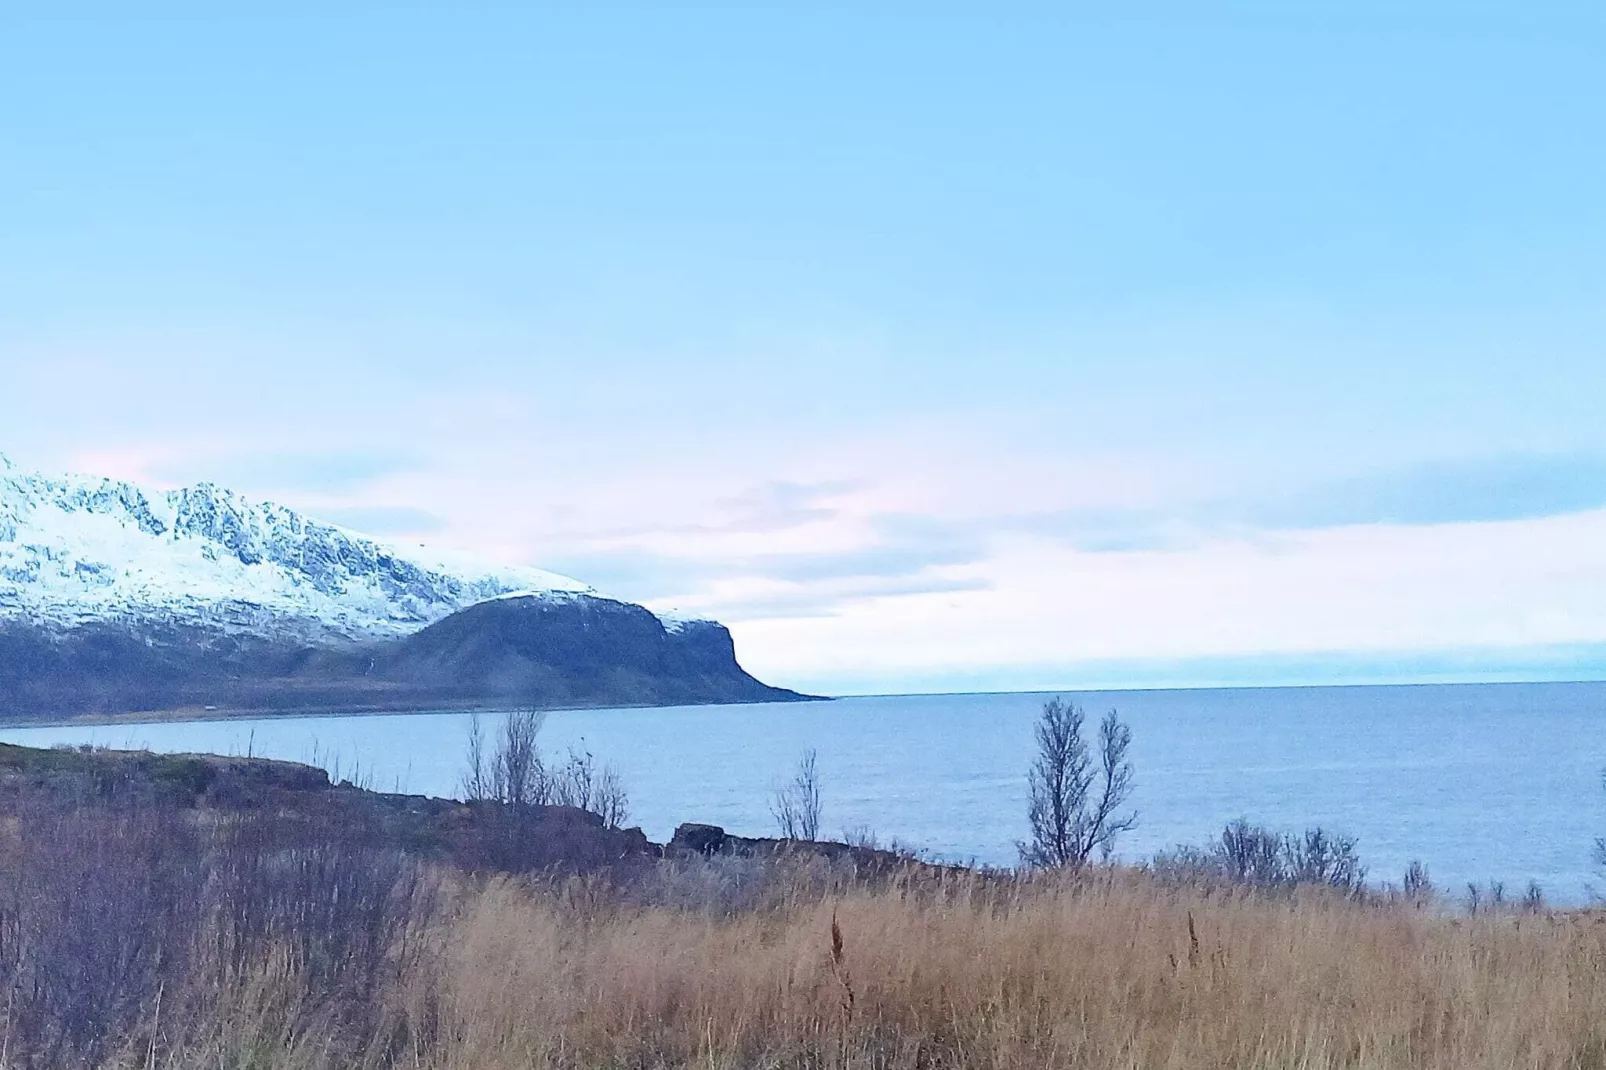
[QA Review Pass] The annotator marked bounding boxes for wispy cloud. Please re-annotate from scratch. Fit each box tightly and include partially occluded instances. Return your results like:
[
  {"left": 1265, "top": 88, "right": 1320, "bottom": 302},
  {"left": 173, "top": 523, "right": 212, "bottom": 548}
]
[
  {"left": 752, "top": 543, "right": 983, "bottom": 583},
  {"left": 544, "top": 538, "right": 991, "bottom": 620},
  {"left": 709, "top": 479, "right": 861, "bottom": 533},
  {"left": 673, "top": 576, "right": 994, "bottom": 622},
  {"left": 1254, "top": 453, "right": 1606, "bottom": 529},
  {"left": 526, "top": 453, "right": 1606, "bottom": 637},
  {"left": 988, "top": 509, "right": 1202, "bottom": 554},
  {"left": 960, "top": 453, "right": 1606, "bottom": 556}
]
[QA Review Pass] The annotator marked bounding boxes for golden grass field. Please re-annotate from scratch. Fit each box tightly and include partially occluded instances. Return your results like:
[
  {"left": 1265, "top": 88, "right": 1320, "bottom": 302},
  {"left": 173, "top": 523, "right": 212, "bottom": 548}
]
[{"left": 136, "top": 865, "right": 1606, "bottom": 1070}]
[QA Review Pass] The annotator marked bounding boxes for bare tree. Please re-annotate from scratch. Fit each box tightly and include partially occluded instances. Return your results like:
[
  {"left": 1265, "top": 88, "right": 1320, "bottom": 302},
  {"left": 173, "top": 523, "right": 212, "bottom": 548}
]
[
  {"left": 1021, "top": 699, "right": 1136, "bottom": 869},
  {"left": 771, "top": 748, "right": 822, "bottom": 841},
  {"left": 551, "top": 746, "right": 631, "bottom": 829},
  {"left": 462, "top": 709, "right": 549, "bottom": 807},
  {"left": 495, "top": 708, "right": 548, "bottom": 807},
  {"left": 462, "top": 711, "right": 492, "bottom": 802},
  {"left": 1023, "top": 698, "right": 1085, "bottom": 868},
  {"left": 1088, "top": 708, "right": 1137, "bottom": 861},
  {"left": 551, "top": 746, "right": 595, "bottom": 810},
  {"left": 589, "top": 765, "right": 630, "bottom": 830}
]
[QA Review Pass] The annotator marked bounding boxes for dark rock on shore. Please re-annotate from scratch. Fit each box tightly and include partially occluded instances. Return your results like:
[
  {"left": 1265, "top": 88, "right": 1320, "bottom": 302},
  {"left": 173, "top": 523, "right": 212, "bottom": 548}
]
[
  {"left": 667, "top": 821, "right": 941, "bottom": 874},
  {"left": 669, "top": 822, "right": 731, "bottom": 855}
]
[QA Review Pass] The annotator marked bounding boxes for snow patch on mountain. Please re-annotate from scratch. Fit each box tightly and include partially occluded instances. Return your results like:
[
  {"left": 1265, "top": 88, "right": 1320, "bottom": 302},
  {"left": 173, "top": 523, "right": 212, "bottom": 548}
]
[
  {"left": 654, "top": 609, "right": 718, "bottom": 634},
  {"left": 0, "top": 453, "right": 593, "bottom": 639}
]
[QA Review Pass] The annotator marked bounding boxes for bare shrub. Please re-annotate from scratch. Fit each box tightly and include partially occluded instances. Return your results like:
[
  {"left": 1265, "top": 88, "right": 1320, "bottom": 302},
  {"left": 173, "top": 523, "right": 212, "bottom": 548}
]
[
  {"left": 841, "top": 823, "right": 880, "bottom": 850},
  {"left": 1287, "top": 827, "right": 1365, "bottom": 889},
  {"left": 1403, "top": 859, "right": 1433, "bottom": 901},
  {"left": 1217, "top": 818, "right": 1286, "bottom": 884},
  {"left": 1143, "top": 842, "right": 1221, "bottom": 885},
  {"left": 1150, "top": 819, "right": 1367, "bottom": 896},
  {"left": 462, "top": 709, "right": 550, "bottom": 806},
  {"left": 0, "top": 799, "right": 206, "bottom": 1064},
  {"left": 1462, "top": 878, "right": 1537, "bottom": 916},
  {"left": 1021, "top": 698, "right": 1135, "bottom": 869},
  {"left": 551, "top": 746, "right": 630, "bottom": 829},
  {"left": 208, "top": 807, "right": 434, "bottom": 1004},
  {"left": 0, "top": 792, "right": 438, "bottom": 1068},
  {"left": 771, "top": 748, "right": 822, "bottom": 841},
  {"left": 464, "top": 715, "right": 633, "bottom": 859},
  {"left": 839, "top": 824, "right": 928, "bottom": 864}
]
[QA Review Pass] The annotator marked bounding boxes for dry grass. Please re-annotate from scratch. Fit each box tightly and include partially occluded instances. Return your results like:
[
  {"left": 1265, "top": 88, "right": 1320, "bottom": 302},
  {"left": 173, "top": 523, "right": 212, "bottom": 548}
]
[
  {"left": 92, "top": 867, "right": 1605, "bottom": 1070},
  {"left": 388, "top": 873, "right": 1606, "bottom": 1070},
  {"left": 3, "top": 773, "right": 1603, "bottom": 1070}
]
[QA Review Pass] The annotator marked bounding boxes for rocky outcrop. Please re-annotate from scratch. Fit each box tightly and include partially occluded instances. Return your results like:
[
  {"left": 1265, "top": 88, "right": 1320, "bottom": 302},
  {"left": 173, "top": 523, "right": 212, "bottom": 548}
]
[{"left": 666, "top": 822, "right": 942, "bottom": 874}]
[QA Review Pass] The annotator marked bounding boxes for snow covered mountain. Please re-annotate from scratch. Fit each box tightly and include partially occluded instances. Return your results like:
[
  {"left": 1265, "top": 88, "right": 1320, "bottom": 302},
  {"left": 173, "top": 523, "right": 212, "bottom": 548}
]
[{"left": 0, "top": 452, "right": 595, "bottom": 641}]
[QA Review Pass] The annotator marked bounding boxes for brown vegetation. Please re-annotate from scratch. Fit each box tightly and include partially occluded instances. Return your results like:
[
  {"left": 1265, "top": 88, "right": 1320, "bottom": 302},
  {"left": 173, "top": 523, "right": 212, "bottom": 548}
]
[
  {"left": 0, "top": 742, "right": 1603, "bottom": 1069},
  {"left": 420, "top": 872, "right": 1606, "bottom": 1070}
]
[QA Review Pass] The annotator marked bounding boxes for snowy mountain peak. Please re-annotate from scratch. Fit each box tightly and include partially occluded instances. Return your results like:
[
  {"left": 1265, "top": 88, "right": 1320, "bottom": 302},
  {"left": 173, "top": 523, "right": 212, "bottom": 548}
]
[{"left": 0, "top": 454, "right": 593, "bottom": 640}]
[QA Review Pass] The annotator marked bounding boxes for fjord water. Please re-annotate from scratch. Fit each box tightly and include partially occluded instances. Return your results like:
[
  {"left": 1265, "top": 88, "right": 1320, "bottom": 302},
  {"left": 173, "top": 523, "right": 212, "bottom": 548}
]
[{"left": 5, "top": 682, "right": 1604, "bottom": 902}]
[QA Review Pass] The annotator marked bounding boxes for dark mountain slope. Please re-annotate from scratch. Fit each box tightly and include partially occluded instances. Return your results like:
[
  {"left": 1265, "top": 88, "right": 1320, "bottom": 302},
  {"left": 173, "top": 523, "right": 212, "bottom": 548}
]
[
  {"left": 377, "top": 594, "right": 803, "bottom": 708},
  {"left": 0, "top": 595, "right": 810, "bottom": 722}
]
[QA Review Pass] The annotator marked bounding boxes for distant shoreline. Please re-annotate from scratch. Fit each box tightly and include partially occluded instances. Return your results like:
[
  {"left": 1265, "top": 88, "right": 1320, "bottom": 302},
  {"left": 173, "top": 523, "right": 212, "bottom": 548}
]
[
  {"left": 5, "top": 675, "right": 1602, "bottom": 732},
  {"left": 0, "top": 693, "right": 836, "bottom": 732}
]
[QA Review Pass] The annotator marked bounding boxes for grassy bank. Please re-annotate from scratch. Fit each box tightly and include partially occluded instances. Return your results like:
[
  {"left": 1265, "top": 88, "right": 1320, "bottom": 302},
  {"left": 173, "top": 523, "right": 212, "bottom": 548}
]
[{"left": 0, "top": 745, "right": 1603, "bottom": 1069}]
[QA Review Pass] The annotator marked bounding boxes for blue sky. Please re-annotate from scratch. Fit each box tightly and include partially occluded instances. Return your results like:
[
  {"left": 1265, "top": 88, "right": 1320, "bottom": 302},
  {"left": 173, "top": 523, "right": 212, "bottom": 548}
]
[{"left": 3, "top": 4, "right": 1606, "bottom": 693}]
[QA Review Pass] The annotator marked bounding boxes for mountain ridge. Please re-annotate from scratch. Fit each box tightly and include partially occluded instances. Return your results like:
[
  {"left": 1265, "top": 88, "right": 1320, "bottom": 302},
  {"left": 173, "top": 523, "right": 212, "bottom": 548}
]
[
  {"left": 0, "top": 454, "right": 806, "bottom": 719},
  {"left": 0, "top": 452, "right": 606, "bottom": 639}
]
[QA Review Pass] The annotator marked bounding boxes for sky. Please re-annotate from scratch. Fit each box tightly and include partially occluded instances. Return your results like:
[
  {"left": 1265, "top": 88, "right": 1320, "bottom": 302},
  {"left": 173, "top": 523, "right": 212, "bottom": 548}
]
[{"left": 3, "top": 3, "right": 1606, "bottom": 695}]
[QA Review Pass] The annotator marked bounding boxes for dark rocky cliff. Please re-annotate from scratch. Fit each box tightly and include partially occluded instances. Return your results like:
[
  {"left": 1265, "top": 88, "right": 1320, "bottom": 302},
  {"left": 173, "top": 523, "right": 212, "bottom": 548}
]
[{"left": 379, "top": 594, "right": 801, "bottom": 708}]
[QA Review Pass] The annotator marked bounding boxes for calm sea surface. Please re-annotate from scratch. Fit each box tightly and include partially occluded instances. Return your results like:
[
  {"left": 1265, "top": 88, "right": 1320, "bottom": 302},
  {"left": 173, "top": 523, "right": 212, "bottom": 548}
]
[{"left": 4, "top": 682, "right": 1604, "bottom": 902}]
